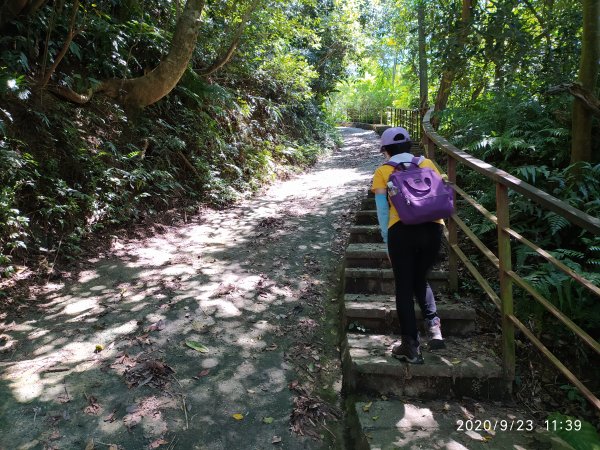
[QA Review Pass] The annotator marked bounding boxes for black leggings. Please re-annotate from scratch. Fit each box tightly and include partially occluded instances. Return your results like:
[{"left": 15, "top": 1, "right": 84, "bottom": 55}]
[{"left": 388, "top": 221, "right": 443, "bottom": 340}]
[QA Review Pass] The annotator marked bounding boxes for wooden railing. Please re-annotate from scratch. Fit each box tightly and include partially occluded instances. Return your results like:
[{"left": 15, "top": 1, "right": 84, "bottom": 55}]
[
  {"left": 346, "top": 107, "right": 421, "bottom": 141},
  {"left": 421, "top": 108, "right": 600, "bottom": 411}
]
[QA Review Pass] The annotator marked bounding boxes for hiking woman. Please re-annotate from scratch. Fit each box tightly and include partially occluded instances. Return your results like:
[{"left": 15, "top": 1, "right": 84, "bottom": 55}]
[{"left": 371, "top": 126, "right": 445, "bottom": 364}]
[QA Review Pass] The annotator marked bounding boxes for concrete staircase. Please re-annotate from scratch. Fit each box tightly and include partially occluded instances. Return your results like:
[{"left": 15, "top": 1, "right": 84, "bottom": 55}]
[{"left": 340, "top": 191, "right": 574, "bottom": 449}]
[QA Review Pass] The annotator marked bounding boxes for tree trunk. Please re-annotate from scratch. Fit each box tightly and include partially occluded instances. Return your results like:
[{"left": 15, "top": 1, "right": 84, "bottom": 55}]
[
  {"left": 198, "top": 0, "right": 260, "bottom": 77},
  {"left": 104, "top": 0, "right": 206, "bottom": 112},
  {"left": 431, "top": 0, "right": 473, "bottom": 129},
  {"left": 571, "top": 0, "right": 600, "bottom": 164},
  {"left": 417, "top": 0, "right": 428, "bottom": 117}
]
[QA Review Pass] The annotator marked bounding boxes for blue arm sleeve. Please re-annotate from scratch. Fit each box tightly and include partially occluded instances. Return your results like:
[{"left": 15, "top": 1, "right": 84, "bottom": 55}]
[{"left": 374, "top": 193, "right": 389, "bottom": 244}]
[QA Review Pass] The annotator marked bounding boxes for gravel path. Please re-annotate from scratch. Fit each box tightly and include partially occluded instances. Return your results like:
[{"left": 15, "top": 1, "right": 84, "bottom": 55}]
[{"left": 0, "top": 128, "right": 382, "bottom": 450}]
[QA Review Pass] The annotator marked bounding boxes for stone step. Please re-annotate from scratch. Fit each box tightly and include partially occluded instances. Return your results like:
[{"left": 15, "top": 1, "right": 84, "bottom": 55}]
[
  {"left": 349, "top": 225, "right": 383, "bottom": 244},
  {"left": 355, "top": 210, "right": 378, "bottom": 225},
  {"left": 346, "top": 243, "right": 390, "bottom": 268},
  {"left": 342, "top": 334, "right": 508, "bottom": 401},
  {"left": 344, "top": 268, "right": 448, "bottom": 295},
  {"left": 361, "top": 197, "right": 375, "bottom": 210},
  {"left": 349, "top": 399, "right": 575, "bottom": 450},
  {"left": 344, "top": 294, "right": 476, "bottom": 336}
]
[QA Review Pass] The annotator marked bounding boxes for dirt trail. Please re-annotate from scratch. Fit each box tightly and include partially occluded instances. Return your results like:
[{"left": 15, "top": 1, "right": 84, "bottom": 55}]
[{"left": 0, "top": 128, "right": 382, "bottom": 450}]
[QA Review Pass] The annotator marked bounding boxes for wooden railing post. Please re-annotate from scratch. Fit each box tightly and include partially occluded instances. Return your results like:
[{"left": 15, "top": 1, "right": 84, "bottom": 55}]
[
  {"left": 424, "top": 135, "right": 435, "bottom": 159},
  {"left": 496, "top": 183, "right": 515, "bottom": 384},
  {"left": 447, "top": 157, "right": 458, "bottom": 292}
]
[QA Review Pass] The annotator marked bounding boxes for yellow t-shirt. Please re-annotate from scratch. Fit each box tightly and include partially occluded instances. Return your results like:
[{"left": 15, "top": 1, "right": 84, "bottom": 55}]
[{"left": 371, "top": 158, "right": 445, "bottom": 228}]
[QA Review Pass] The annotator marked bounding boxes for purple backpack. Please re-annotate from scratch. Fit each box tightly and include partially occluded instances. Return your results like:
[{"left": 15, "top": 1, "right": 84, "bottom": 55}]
[{"left": 385, "top": 157, "right": 454, "bottom": 224}]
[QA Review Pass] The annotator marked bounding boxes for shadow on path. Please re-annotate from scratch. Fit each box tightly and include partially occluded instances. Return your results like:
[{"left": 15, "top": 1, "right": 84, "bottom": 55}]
[{"left": 0, "top": 128, "right": 382, "bottom": 450}]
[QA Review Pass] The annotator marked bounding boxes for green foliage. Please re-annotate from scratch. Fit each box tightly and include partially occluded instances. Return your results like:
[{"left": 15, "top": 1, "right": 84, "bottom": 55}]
[
  {"left": 444, "top": 90, "right": 571, "bottom": 169},
  {"left": 546, "top": 413, "right": 600, "bottom": 450},
  {"left": 0, "top": 0, "right": 345, "bottom": 271},
  {"left": 438, "top": 90, "right": 600, "bottom": 384}
]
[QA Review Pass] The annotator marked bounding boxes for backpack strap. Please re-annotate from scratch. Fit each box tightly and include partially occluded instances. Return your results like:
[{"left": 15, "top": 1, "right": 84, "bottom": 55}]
[{"left": 384, "top": 157, "right": 420, "bottom": 171}]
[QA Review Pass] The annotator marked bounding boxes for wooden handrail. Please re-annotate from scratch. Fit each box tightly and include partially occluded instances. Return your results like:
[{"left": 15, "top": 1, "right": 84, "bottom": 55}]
[
  {"left": 423, "top": 110, "right": 600, "bottom": 235},
  {"left": 422, "top": 108, "right": 600, "bottom": 411}
]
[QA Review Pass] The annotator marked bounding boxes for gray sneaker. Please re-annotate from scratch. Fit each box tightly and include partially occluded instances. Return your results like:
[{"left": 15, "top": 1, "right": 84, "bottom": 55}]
[
  {"left": 425, "top": 316, "right": 445, "bottom": 349},
  {"left": 391, "top": 336, "right": 424, "bottom": 364}
]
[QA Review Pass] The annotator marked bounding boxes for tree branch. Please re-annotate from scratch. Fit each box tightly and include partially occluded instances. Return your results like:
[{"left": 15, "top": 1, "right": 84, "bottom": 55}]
[
  {"left": 198, "top": 0, "right": 260, "bottom": 77},
  {"left": 38, "top": 0, "right": 79, "bottom": 89},
  {"left": 546, "top": 82, "right": 600, "bottom": 116},
  {"left": 45, "top": 84, "right": 94, "bottom": 104}
]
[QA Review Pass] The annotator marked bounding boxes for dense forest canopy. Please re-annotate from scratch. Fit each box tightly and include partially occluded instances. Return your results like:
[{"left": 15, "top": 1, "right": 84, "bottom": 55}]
[{"left": 329, "top": 0, "right": 599, "bottom": 164}]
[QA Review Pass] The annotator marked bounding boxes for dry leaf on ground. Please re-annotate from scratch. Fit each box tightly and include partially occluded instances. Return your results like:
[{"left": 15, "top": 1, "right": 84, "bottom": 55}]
[
  {"left": 84, "top": 395, "right": 101, "bottom": 415},
  {"left": 148, "top": 438, "right": 169, "bottom": 448}
]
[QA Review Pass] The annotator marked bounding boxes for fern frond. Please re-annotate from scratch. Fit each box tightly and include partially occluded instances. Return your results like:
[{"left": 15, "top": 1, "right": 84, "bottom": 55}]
[
  {"left": 544, "top": 212, "right": 570, "bottom": 235},
  {"left": 552, "top": 248, "right": 584, "bottom": 260},
  {"left": 540, "top": 127, "right": 569, "bottom": 138},
  {"left": 516, "top": 165, "right": 549, "bottom": 184}
]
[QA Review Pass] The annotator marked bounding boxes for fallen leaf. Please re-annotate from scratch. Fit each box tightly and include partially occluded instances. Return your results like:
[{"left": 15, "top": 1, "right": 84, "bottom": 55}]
[
  {"left": 362, "top": 402, "right": 372, "bottom": 412},
  {"left": 265, "top": 343, "right": 278, "bottom": 351},
  {"left": 288, "top": 380, "right": 299, "bottom": 390},
  {"left": 147, "top": 320, "right": 165, "bottom": 332},
  {"left": 247, "top": 389, "right": 256, "bottom": 394},
  {"left": 84, "top": 439, "right": 95, "bottom": 450},
  {"left": 185, "top": 341, "right": 209, "bottom": 353},
  {"left": 272, "top": 436, "right": 282, "bottom": 444},
  {"left": 49, "top": 430, "right": 61, "bottom": 440},
  {"left": 149, "top": 438, "right": 169, "bottom": 448},
  {"left": 232, "top": 413, "right": 244, "bottom": 420},
  {"left": 372, "top": 416, "right": 379, "bottom": 421},
  {"left": 451, "top": 359, "right": 461, "bottom": 365},
  {"left": 263, "top": 417, "right": 274, "bottom": 424},
  {"left": 83, "top": 396, "right": 101, "bottom": 415},
  {"left": 104, "top": 409, "right": 117, "bottom": 423},
  {"left": 94, "top": 345, "right": 104, "bottom": 353},
  {"left": 197, "top": 369, "right": 210, "bottom": 377}
]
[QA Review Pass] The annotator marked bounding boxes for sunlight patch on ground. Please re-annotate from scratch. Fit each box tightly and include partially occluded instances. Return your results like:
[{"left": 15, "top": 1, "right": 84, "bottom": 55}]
[
  {"left": 78, "top": 270, "right": 99, "bottom": 283},
  {"left": 101, "top": 319, "right": 138, "bottom": 338},
  {"left": 200, "top": 299, "right": 241, "bottom": 318},
  {"left": 28, "top": 328, "right": 50, "bottom": 340},
  {"left": 396, "top": 404, "right": 438, "bottom": 429},
  {"left": 160, "top": 264, "right": 195, "bottom": 277},
  {"left": 63, "top": 298, "right": 98, "bottom": 315},
  {"left": 269, "top": 167, "right": 368, "bottom": 201},
  {"left": 443, "top": 442, "right": 470, "bottom": 450},
  {"left": 134, "top": 243, "right": 174, "bottom": 265}
]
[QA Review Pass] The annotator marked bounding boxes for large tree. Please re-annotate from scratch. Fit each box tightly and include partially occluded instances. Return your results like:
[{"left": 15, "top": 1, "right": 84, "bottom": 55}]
[
  {"left": 41, "top": 0, "right": 260, "bottom": 112},
  {"left": 570, "top": 0, "right": 600, "bottom": 164},
  {"left": 431, "top": 0, "right": 474, "bottom": 129}
]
